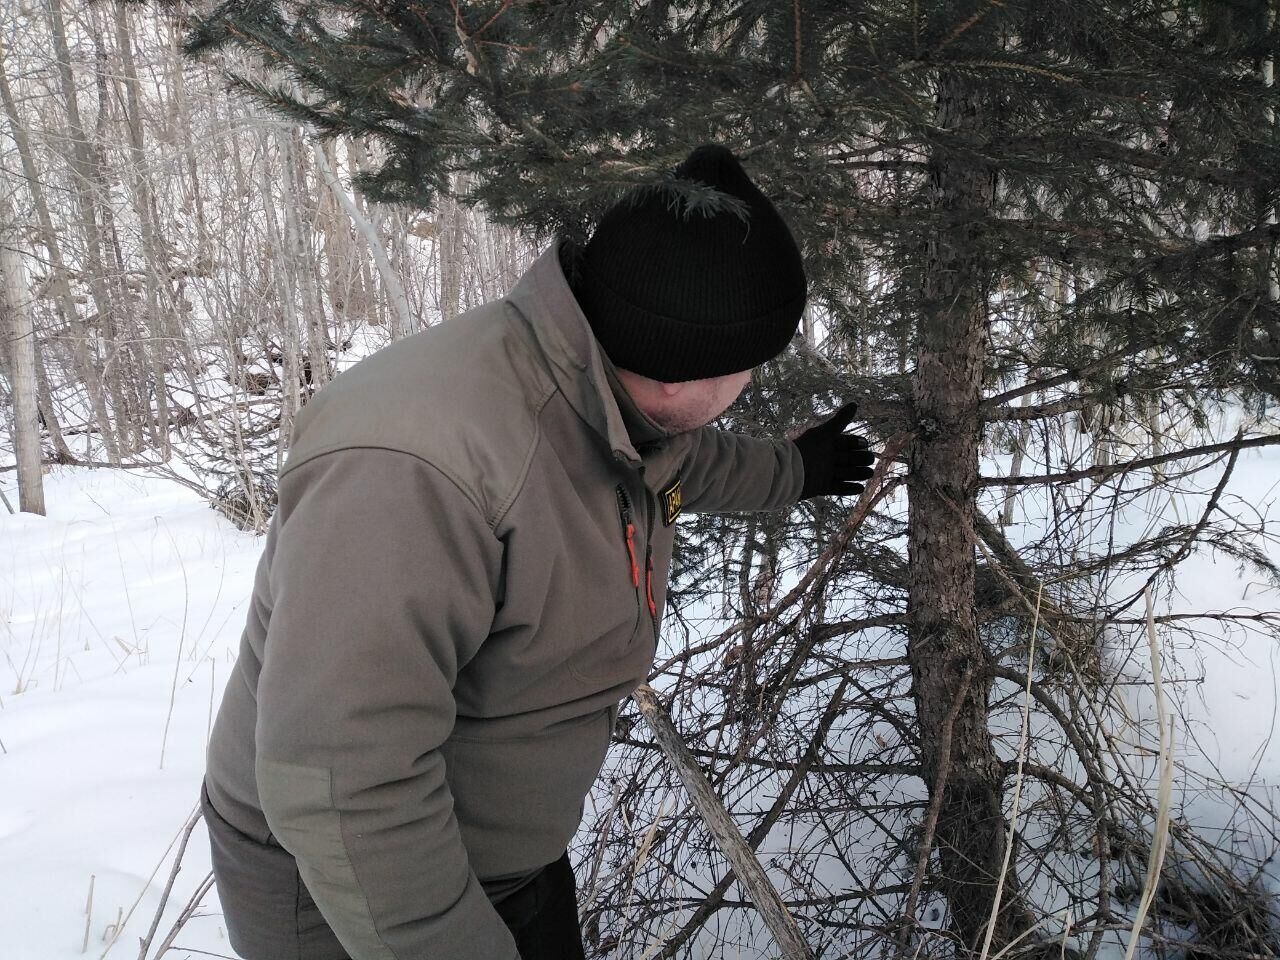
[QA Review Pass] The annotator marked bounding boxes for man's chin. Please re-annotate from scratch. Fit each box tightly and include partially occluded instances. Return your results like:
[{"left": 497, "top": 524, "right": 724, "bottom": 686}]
[{"left": 652, "top": 414, "right": 708, "bottom": 435}]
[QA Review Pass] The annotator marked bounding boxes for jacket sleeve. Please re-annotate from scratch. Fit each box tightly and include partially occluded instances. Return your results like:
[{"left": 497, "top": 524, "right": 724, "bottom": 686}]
[
  {"left": 253, "top": 447, "right": 520, "bottom": 960},
  {"left": 678, "top": 425, "right": 806, "bottom": 514}
]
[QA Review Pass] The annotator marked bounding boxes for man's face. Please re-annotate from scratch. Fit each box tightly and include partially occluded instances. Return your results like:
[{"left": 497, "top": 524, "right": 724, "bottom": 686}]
[{"left": 613, "top": 367, "right": 753, "bottom": 435}]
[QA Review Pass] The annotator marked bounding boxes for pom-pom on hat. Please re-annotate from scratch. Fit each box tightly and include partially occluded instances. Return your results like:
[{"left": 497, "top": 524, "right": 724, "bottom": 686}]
[{"left": 569, "top": 143, "right": 807, "bottom": 383}]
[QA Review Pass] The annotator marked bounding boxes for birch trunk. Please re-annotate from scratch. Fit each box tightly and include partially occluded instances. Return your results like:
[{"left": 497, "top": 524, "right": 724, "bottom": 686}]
[
  {"left": 89, "top": 22, "right": 146, "bottom": 455},
  {"left": 0, "top": 187, "right": 46, "bottom": 515},
  {"left": 282, "top": 130, "right": 330, "bottom": 390},
  {"left": 312, "top": 140, "right": 412, "bottom": 336},
  {"left": 437, "top": 173, "right": 466, "bottom": 324},
  {"left": 314, "top": 141, "right": 359, "bottom": 327},
  {"left": 0, "top": 31, "right": 115, "bottom": 462},
  {"left": 46, "top": 0, "right": 130, "bottom": 460},
  {"left": 258, "top": 130, "right": 301, "bottom": 462},
  {"left": 113, "top": 5, "right": 172, "bottom": 458}
]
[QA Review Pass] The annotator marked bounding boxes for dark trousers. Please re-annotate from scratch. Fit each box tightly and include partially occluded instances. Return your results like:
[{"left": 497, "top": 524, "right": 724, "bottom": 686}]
[
  {"left": 493, "top": 851, "right": 587, "bottom": 960},
  {"left": 202, "top": 780, "right": 584, "bottom": 959}
]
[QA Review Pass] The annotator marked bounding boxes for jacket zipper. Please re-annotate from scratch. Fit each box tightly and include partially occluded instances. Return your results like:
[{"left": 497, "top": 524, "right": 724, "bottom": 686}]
[
  {"left": 635, "top": 465, "right": 660, "bottom": 647},
  {"left": 643, "top": 502, "right": 660, "bottom": 646},
  {"left": 615, "top": 484, "right": 643, "bottom": 642},
  {"left": 615, "top": 481, "right": 661, "bottom": 646}
]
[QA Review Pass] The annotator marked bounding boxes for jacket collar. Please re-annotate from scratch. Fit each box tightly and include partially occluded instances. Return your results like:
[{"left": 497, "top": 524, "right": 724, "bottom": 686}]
[{"left": 506, "top": 239, "right": 690, "bottom": 488}]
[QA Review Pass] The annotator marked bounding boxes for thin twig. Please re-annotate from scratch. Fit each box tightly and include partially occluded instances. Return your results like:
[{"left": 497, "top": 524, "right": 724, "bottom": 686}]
[
  {"left": 978, "top": 583, "right": 1043, "bottom": 960},
  {"left": 900, "top": 664, "right": 975, "bottom": 934},
  {"left": 98, "top": 804, "right": 200, "bottom": 960},
  {"left": 150, "top": 871, "right": 215, "bottom": 958}
]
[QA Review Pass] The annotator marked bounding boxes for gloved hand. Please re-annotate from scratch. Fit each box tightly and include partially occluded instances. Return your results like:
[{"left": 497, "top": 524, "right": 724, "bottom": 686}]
[{"left": 792, "top": 401, "right": 876, "bottom": 500}]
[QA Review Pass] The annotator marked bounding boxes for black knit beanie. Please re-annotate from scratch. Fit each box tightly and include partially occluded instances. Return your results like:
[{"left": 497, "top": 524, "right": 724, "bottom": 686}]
[{"left": 569, "top": 143, "right": 807, "bottom": 383}]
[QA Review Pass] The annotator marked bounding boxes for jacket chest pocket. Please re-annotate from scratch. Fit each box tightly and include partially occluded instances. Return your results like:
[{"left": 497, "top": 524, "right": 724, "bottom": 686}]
[
  {"left": 612, "top": 483, "right": 660, "bottom": 650},
  {"left": 561, "top": 480, "right": 659, "bottom": 687},
  {"left": 470, "top": 474, "right": 671, "bottom": 710}
]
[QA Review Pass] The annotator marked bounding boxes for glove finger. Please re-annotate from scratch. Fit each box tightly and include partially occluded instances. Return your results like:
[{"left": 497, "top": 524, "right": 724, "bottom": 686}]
[
  {"left": 817, "top": 401, "right": 859, "bottom": 436},
  {"left": 835, "top": 452, "right": 876, "bottom": 471},
  {"left": 833, "top": 444, "right": 877, "bottom": 469},
  {"left": 831, "top": 481, "right": 865, "bottom": 497},
  {"left": 836, "top": 465, "right": 875, "bottom": 482}
]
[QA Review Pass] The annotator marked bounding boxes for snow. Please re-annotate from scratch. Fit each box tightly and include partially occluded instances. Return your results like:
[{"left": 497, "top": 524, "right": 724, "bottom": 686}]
[
  {"left": 1, "top": 466, "right": 260, "bottom": 959},
  {"left": 2, "top": 436, "right": 1279, "bottom": 958}
]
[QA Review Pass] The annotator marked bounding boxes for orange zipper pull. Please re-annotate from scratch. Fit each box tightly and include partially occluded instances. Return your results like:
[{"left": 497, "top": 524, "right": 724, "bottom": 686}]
[
  {"left": 625, "top": 523, "right": 639, "bottom": 587},
  {"left": 616, "top": 484, "right": 640, "bottom": 587},
  {"left": 645, "top": 549, "right": 656, "bottom": 617}
]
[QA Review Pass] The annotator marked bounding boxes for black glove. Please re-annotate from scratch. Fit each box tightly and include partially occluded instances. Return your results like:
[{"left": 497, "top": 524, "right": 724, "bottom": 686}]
[{"left": 793, "top": 401, "right": 876, "bottom": 500}]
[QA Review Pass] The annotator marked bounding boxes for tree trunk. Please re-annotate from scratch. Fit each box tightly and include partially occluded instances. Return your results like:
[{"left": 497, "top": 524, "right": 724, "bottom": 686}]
[
  {"left": 165, "top": 15, "right": 213, "bottom": 266},
  {"left": 33, "top": 345, "right": 75, "bottom": 463},
  {"left": 258, "top": 129, "right": 302, "bottom": 457},
  {"left": 312, "top": 140, "right": 412, "bottom": 336},
  {"left": 0, "top": 30, "right": 116, "bottom": 463},
  {"left": 1263, "top": 14, "right": 1278, "bottom": 303},
  {"left": 437, "top": 173, "right": 466, "bottom": 324},
  {"left": 907, "top": 69, "right": 1033, "bottom": 950},
  {"left": 45, "top": 0, "right": 127, "bottom": 462},
  {"left": 112, "top": 4, "right": 173, "bottom": 458},
  {"left": 89, "top": 23, "right": 146, "bottom": 456},
  {"left": 282, "top": 129, "right": 331, "bottom": 390},
  {"left": 0, "top": 187, "right": 46, "bottom": 515}
]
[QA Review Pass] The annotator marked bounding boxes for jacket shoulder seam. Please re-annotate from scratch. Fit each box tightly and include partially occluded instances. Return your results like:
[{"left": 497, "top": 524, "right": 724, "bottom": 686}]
[
  {"left": 490, "top": 383, "right": 556, "bottom": 529},
  {"left": 279, "top": 445, "right": 490, "bottom": 529}
]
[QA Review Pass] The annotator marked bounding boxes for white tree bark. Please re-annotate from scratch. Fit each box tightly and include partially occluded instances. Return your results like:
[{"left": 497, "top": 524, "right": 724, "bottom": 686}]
[
  {"left": 46, "top": 0, "right": 126, "bottom": 461},
  {"left": 311, "top": 140, "right": 414, "bottom": 336},
  {"left": 437, "top": 172, "right": 466, "bottom": 325},
  {"left": 0, "top": 32, "right": 109, "bottom": 463},
  {"left": 112, "top": 5, "right": 173, "bottom": 458},
  {"left": 0, "top": 186, "right": 46, "bottom": 515}
]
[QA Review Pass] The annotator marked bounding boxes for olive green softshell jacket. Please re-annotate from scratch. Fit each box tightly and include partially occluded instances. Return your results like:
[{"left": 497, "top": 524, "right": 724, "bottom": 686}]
[{"left": 204, "top": 239, "right": 806, "bottom": 959}]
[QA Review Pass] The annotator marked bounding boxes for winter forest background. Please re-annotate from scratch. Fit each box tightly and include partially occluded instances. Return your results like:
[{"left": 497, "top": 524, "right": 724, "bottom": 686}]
[{"left": 4, "top": 2, "right": 1280, "bottom": 959}]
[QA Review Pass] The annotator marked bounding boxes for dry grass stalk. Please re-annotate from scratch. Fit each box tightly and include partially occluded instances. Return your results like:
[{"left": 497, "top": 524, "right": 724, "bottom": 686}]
[
  {"left": 1120, "top": 586, "right": 1174, "bottom": 960},
  {"left": 82, "top": 873, "right": 95, "bottom": 953},
  {"left": 978, "top": 581, "right": 1044, "bottom": 960}
]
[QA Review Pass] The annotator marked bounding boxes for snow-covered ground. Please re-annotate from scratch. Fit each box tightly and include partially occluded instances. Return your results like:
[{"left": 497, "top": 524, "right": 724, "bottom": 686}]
[
  {"left": 3, "top": 438, "right": 1279, "bottom": 958},
  {"left": 2, "top": 467, "right": 260, "bottom": 959}
]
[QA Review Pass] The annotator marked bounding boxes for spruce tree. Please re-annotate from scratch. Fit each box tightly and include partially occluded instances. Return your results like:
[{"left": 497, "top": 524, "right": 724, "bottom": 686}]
[{"left": 165, "top": 2, "right": 1280, "bottom": 957}]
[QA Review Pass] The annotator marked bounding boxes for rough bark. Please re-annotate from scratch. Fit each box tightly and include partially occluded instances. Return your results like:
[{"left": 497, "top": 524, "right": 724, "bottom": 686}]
[{"left": 907, "top": 69, "right": 1034, "bottom": 950}]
